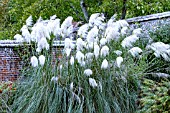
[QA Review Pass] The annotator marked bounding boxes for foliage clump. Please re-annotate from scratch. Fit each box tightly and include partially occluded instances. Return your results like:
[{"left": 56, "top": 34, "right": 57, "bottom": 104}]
[
  {"left": 9, "top": 10, "right": 170, "bottom": 112},
  {"left": 138, "top": 78, "right": 170, "bottom": 113},
  {"left": 0, "top": 81, "right": 16, "bottom": 113},
  {"left": 149, "top": 21, "right": 170, "bottom": 44},
  {"left": 10, "top": 13, "right": 147, "bottom": 113}
]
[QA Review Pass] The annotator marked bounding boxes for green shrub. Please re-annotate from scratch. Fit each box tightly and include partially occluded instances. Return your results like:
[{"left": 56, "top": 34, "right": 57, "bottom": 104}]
[
  {"left": 126, "top": 0, "right": 170, "bottom": 18},
  {"left": 143, "top": 20, "right": 170, "bottom": 77},
  {"left": 136, "top": 20, "right": 170, "bottom": 112},
  {"left": 137, "top": 78, "right": 170, "bottom": 113},
  {"left": 0, "top": 81, "right": 16, "bottom": 113},
  {"left": 149, "top": 22, "right": 170, "bottom": 44}
]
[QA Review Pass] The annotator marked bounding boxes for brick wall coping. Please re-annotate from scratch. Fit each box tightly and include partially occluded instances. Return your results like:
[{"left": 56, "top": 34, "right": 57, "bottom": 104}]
[
  {"left": 0, "top": 40, "right": 77, "bottom": 47},
  {"left": 126, "top": 11, "right": 170, "bottom": 23},
  {"left": 0, "top": 40, "right": 22, "bottom": 47}
]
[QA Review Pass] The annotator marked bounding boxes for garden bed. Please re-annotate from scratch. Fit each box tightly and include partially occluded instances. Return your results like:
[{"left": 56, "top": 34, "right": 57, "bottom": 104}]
[{"left": 0, "top": 12, "right": 170, "bottom": 113}]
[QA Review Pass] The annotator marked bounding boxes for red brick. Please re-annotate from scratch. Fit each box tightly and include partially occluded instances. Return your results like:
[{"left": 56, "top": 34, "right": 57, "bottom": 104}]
[{"left": 0, "top": 46, "right": 64, "bottom": 81}]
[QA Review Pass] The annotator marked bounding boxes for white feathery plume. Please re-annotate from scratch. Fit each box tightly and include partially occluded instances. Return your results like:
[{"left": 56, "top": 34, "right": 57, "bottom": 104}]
[
  {"left": 64, "top": 38, "right": 71, "bottom": 48},
  {"left": 152, "top": 73, "right": 170, "bottom": 78},
  {"left": 43, "top": 26, "right": 51, "bottom": 40},
  {"left": 66, "top": 25, "right": 74, "bottom": 36},
  {"left": 87, "top": 26, "right": 99, "bottom": 43},
  {"left": 107, "top": 14, "right": 117, "bottom": 27},
  {"left": 96, "top": 13, "right": 105, "bottom": 25},
  {"left": 100, "top": 38, "right": 107, "bottom": 46},
  {"left": 129, "top": 47, "right": 143, "bottom": 58},
  {"left": 105, "top": 27, "right": 120, "bottom": 42},
  {"left": 90, "top": 13, "right": 105, "bottom": 29},
  {"left": 154, "top": 51, "right": 161, "bottom": 58},
  {"left": 14, "top": 34, "right": 24, "bottom": 42},
  {"left": 99, "top": 23, "right": 106, "bottom": 30},
  {"left": 65, "top": 48, "right": 71, "bottom": 57},
  {"left": 31, "top": 56, "right": 38, "bottom": 67},
  {"left": 36, "top": 22, "right": 51, "bottom": 40},
  {"left": 116, "top": 20, "right": 129, "bottom": 28},
  {"left": 85, "top": 52, "right": 94, "bottom": 60},
  {"left": 84, "top": 69, "right": 93, "bottom": 76},
  {"left": 100, "top": 45, "right": 109, "bottom": 57},
  {"left": 80, "top": 61, "right": 86, "bottom": 67},
  {"left": 161, "top": 53, "right": 170, "bottom": 61},
  {"left": 132, "top": 28, "right": 142, "bottom": 36},
  {"left": 38, "top": 55, "right": 46, "bottom": 66},
  {"left": 147, "top": 42, "right": 170, "bottom": 52},
  {"left": 89, "top": 13, "right": 105, "bottom": 27},
  {"left": 85, "top": 42, "right": 95, "bottom": 50},
  {"left": 94, "top": 44, "right": 100, "bottom": 59},
  {"left": 21, "top": 25, "right": 31, "bottom": 43},
  {"left": 90, "top": 43, "right": 98, "bottom": 50},
  {"left": 101, "top": 59, "right": 108, "bottom": 69},
  {"left": 31, "top": 22, "right": 50, "bottom": 42},
  {"left": 70, "top": 56, "right": 74, "bottom": 65},
  {"left": 60, "top": 65, "right": 62, "bottom": 71},
  {"left": 37, "top": 37, "right": 49, "bottom": 52},
  {"left": 26, "top": 15, "right": 33, "bottom": 27},
  {"left": 167, "top": 49, "right": 170, "bottom": 54},
  {"left": 36, "top": 48, "right": 41, "bottom": 53},
  {"left": 147, "top": 42, "right": 170, "bottom": 61},
  {"left": 53, "top": 19, "right": 61, "bottom": 36},
  {"left": 51, "top": 76, "right": 59, "bottom": 82},
  {"left": 166, "top": 49, "right": 170, "bottom": 61},
  {"left": 47, "top": 18, "right": 60, "bottom": 35},
  {"left": 60, "top": 16, "right": 73, "bottom": 38},
  {"left": 50, "top": 15, "right": 57, "bottom": 20},
  {"left": 107, "top": 22, "right": 120, "bottom": 32},
  {"left": 36, "top": 16, "right": 43, "bottom": 23},
  {"left": 76, "top": 51, "right": 85, "bottom": 64},
  {"left": 64, "top": 38, "right": 74, "bottom": 49},
  {"left": 78, "top": 24, "right": 89, "bottom": 38},
  {"left": 30, "top": 26, "right": 38, "bottom": 42},
  {"left": 116, "top": 56, "right": 123, "bottom": 68},
  {"left": 70, "top": 82, "right": 74, "bottom": 90},
  {"left": 61, "top": 16, "right": 73, "bottom": 30},
  {"left": 121, "top": 26, "right": 128, "bottom": 36},
  {"left": 114, "top": 50, "right": 122, "bottom": 56},
  {"left": 121, "top": 35, "right": 139, "bottom": 48},
  {"left": 36, "top": 48, "right": 42, "bottom": 53},
  {"left": 89, "top": 78, "right": 98, "bottom": 88},
  {"left": 76, "top": 38, "right": 85, "bottom": 51}
]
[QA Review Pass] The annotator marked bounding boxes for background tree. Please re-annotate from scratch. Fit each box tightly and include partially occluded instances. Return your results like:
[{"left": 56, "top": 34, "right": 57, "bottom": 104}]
[
  {"left": 0, "top": 0, "right": 170, "bottom": 40},
  {"left": 121, "top": 0, "right": 127, "bottom": 19}
]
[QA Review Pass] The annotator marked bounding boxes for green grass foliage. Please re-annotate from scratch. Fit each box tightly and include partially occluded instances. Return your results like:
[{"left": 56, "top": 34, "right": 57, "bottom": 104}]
[{"left": 10, "top": 14, "right": 150, "bottom": 112}]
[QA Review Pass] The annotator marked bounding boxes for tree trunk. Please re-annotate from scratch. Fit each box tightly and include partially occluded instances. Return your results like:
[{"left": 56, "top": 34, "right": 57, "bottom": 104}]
[
  {"left": 121, "top": 0, "right": 127, "bottom": 19},
  {"left": 80, "top": 0, "right": 89, "bottom": 22}
]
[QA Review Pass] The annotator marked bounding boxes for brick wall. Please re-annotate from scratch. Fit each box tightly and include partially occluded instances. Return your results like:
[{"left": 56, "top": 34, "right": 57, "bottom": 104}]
[
  {"left": 0, "top": 11, "right": 170, "bottom": 81},
  {"left": 0, "top": 41, "right": 64, "bottom": 81},
  {"left": 0, "top": 46, "right": 22, "bottom": 81}
]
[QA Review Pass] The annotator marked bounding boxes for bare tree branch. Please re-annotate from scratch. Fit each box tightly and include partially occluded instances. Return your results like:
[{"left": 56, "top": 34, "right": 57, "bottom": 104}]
[{"left": 80, "top": 0, "right": 89, "bottom": 22}]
